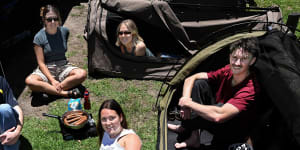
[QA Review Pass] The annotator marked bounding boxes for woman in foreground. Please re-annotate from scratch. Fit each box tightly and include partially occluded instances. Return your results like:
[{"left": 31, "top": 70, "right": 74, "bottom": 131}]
[{"left": 97, "top": 99, "right": 142, "bottom": 150}]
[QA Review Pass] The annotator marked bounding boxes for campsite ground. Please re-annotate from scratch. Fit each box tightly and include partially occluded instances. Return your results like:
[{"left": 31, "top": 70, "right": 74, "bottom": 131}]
[
  {"left": 6, "top": 0, "right": 300, "bottom": 149},
  {"left": 16, "top": 2, "right": 159, "bottom": 149},
  {"left": 8, "top": 0, "right": 300, "bottom": 120}
]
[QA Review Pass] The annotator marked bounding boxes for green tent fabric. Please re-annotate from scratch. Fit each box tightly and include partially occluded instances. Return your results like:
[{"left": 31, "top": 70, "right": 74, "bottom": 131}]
[
  {"left": 157, "top": 30, "right": 300, "bottom": 149},
  {"left": 158, "top": 31, "right": 266, "bottom": 150}
]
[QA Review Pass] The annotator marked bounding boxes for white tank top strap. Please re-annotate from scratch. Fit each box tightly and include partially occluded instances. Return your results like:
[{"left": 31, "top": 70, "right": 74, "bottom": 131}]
[
  {"left": 116, "top": 129, "right": 135, "bottom": 141},
  {"left": 100, "top": 129, "right": 136, "bottom": 150}
]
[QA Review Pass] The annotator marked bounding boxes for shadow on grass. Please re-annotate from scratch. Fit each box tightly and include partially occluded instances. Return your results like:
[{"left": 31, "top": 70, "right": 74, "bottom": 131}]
[
  {"left": 30, "top": 93, "right": 58, "bottom": 107},
  {"left": 19, "top": 135, "right": 33, "bottom": 150}
]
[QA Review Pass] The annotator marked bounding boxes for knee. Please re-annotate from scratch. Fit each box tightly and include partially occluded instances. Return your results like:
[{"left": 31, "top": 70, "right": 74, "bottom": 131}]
[
  {"left": 0, "top": 104, "right": 12, "bottom": 115},
  {"left": 194, "top": 79, "right": 209, "bottom": 88},
  {"left": 25, "top": 75, "right": 34, "bottom": 86},
  {"left": 74, "top": 69, "right": 87, "bottom": 80}
]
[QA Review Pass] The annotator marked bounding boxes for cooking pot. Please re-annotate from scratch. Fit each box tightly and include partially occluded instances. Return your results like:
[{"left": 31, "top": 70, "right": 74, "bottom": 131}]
[{"left": 43, "top": 110, "right": 89, "bottom": 130}]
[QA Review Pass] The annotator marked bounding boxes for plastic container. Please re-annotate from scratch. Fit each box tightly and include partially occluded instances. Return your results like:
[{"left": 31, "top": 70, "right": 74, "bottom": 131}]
[
  {"left": 84, "top": 90, "right": 91, "bottom": 110},
  {"left": 68, "top": 98, "right": 82, "bottom": 111}
]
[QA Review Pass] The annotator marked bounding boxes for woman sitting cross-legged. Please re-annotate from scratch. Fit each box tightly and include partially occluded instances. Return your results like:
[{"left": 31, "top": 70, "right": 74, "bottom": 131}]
[{"left": 25, "top": 4, "right": 87, "bottom": 98}]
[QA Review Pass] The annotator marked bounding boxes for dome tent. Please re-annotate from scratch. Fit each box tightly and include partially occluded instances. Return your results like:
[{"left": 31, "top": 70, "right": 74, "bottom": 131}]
[
  {"left": 85, "top": 0, "right": 282, "bottom": 80},
  {"left": 157, "top": 29, "right": 300, "bottom": 149}
]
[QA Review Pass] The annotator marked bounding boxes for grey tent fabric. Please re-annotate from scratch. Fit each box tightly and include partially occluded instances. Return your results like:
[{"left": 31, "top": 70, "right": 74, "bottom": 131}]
[
  {"left": 85, "top": 0, "right": 286, "bottom": 80},
  {"left": 86, "top": 0, "right": 190, "bottom": 80},
  {"left": 101, "top": 0, "right": 193, "bottom": 50}
]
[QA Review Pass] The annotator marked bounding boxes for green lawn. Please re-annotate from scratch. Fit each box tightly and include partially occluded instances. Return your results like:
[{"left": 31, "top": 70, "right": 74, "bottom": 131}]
[
  {"left": 256, "top": 0, "right": 300, "bottom": 37},
  {"left": 21, "top": 78, "right": 161, "bottom": 149},
  {"left": 20, "top": 1, "right": 300, "bottom": 150}
]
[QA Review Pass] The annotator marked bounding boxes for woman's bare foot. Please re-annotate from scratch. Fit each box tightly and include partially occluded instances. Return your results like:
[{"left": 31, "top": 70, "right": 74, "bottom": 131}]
[
  {"left": 175, "top": 142, "right": 187, "bottom": 149},
  {"left": 167, "top": 124, "right": 180, "bottom": 132}
]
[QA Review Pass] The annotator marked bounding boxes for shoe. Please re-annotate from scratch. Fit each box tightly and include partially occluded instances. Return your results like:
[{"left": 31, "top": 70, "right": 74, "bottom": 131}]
[
  {"left": 67, "top": 88, "right": 82, "bottom": 98},
  {"left": 168, "top": 110, "right": 182, "bottom": 121}
]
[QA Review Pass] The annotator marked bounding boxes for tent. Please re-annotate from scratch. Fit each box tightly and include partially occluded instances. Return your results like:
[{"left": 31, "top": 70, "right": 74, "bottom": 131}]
[
  {"left": 85, "top": 0, "right": 283, "bottom": 80},
  {"left": 85, "top": 0, "right": 300, "bottom": 149},
  {"left": 157, "top": 28, "right": 300, "bottom": 149}
]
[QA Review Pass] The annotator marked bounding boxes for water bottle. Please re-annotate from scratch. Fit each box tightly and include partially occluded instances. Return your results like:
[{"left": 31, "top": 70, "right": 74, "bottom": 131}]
[{"left": 84, "top": 90, "right": 91, "bottom": 110}]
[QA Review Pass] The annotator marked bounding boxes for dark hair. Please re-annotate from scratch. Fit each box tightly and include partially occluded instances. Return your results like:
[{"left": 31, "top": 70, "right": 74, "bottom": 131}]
[
  {"left": 97, "top": 99, "right": 128, "bottom": 144},
  {"left": 229, "top": 37, "right": 260, "bottom": 58},
  {"left": 40, "top": 4, "right": 62, "bottom": 25}
]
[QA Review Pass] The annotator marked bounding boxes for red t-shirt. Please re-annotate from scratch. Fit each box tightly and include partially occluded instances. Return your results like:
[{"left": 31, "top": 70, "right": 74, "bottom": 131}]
[{"left": 207, "top": 65, "right": 260, "bottom": 112}]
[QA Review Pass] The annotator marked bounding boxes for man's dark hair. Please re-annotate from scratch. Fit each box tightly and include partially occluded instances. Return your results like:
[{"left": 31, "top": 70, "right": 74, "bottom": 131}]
[{"left": 229, "top": 37, "right": 260, "bottom": 57}]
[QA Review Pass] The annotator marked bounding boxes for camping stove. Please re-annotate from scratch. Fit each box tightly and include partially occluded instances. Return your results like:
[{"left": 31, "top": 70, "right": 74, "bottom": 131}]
[{"left": 58, "top": 113, "right": 98, "bottom": 140}]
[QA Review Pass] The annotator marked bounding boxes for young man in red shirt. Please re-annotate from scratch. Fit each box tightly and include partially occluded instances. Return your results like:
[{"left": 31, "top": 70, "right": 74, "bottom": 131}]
[{"left": 168, "top": 37, "right": 260, "bottom": 149}]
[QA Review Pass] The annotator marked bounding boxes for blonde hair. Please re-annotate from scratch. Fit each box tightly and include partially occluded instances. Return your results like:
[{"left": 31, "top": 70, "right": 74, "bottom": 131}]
[
  {"left": 115, "top": 19, "right": 144, "bottom": 47},
  {"left": 40, "top": 5, "right": 62, "bottom": 26}
]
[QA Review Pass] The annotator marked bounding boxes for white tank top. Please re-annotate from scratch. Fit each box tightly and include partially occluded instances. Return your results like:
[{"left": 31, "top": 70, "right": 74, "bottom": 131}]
[{"left": 100, "top": 129, "right": 136, "bottom": 150}]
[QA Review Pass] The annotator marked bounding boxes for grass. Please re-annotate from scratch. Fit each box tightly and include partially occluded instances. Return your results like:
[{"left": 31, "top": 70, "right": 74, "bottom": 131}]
[
  {"left": 256, "top": 0, "right": 300, "bottom": 37},
  {"left": 21, "top": 78, "right": 161, "bottom": 149},
  {"left": 20, "top": 1, "right": 300, "bottom": 150}
]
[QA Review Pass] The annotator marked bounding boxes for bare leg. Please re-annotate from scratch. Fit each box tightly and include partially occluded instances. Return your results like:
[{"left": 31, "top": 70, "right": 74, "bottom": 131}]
[
  {"left": 175, "top": 142, "right": 187, "bottom": 149},
  {"left": 168, "top": 124, "right": 188, "bottom": 149},
  {"left": 60, "top": 68, "right": 87, "bottom": 90},
  {"left": 168, "top": 124, "right": 201, "bottom": 149},
  {"left": 25, "top": 74, "right": 69, "bottom": 97},
  {"left": 168, "top": 124, "right": 180, "bottom": 132},
  {"left": 176, "top": 130, "right": 200, "bottom": 149}
]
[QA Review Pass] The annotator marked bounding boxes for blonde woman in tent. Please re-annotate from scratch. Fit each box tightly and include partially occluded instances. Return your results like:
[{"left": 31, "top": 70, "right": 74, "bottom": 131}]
[
  {"left": 116, "top": 19, "right": 154, "bottom": 57},
  {"left": 97, "top": 99, "right": 142, "bottom": 150},
  {"left": 25, "top": 5, "right": 87, "bottom": 98}
]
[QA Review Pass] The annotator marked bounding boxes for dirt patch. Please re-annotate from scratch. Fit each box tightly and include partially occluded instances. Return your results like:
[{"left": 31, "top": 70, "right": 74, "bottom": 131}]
[{"left": 18, "top": 3, "right": 89, "bottom": 118}]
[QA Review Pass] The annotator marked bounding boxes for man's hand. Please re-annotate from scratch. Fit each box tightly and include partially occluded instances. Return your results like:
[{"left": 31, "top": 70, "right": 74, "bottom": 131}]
[
  {"left": 0, "top": 127, "right": 20, "bottom": 145},
  {"left": 179, "top": 97, "right": 192, "bottom": 107},
  {"left": 179, "top": 97, "right": 192, "bottom": 120}
]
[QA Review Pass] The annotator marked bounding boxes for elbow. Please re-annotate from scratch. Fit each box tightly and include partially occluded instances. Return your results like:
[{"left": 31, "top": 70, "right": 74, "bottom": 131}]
[
  {"left": 212, "top": 115, "right": 226, "bottom": 123},
  {"left": 185, "top": 77, "right": 193, "bottom": 83}
]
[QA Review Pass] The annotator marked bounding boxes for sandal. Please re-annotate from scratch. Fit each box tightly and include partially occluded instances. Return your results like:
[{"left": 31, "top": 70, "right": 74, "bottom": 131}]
[
  {"left": 168, "top": 110, "right": 182, "bottom": 121},
  {"left": 68, "top": 88, "right": 82, "bottom": 98}
]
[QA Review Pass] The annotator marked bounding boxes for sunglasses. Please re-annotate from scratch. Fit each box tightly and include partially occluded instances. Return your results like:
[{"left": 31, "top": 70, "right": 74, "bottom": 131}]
[
  {"left": 46, "top": 17, "right": 59, "bottom": 22},
  {"left": 118, "top": 31, "right": 131, "bottom": 35}
]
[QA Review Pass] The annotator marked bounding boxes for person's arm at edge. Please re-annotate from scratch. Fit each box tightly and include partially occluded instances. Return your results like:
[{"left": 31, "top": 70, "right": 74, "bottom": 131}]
[
  {"left": 13, "top": 105, "right": 23, "bottom": 136},
  {"left": 124, "top": 134, "right": 142, "bottom": 150}
]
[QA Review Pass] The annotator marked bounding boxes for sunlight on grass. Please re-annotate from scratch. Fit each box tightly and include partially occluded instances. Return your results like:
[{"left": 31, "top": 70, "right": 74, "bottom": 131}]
[
  {"left": 20, "top": 1, "right": 300, "bottom": 150},
  {"left": 256, "top": 0, "right": 300, "bottom": 37},
  {"left": 84, "top": 78, "right": 161, "bottom": 149}
]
